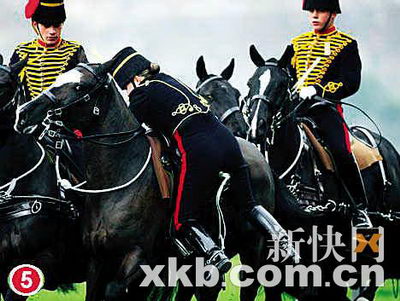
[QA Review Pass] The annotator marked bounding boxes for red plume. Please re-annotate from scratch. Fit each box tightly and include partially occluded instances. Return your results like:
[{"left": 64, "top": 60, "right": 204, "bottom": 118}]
[{"left": 25, "top": 0, "right": 40, "bottom": 19}]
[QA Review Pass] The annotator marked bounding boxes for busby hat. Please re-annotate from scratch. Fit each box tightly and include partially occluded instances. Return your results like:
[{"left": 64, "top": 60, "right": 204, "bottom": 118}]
[
  {"left": 302, "top": 0, "right": 341, "bottom": 14},
  {"left": 25, "top": 0, "right": 66, "bottom": 25},
  {"left": 110, "top": 47, "right": 153, "bottom": 90}
]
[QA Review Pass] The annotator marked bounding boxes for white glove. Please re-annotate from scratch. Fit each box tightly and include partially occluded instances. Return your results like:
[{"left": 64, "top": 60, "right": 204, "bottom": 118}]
[{"left": 299, "top": 86, "right": 317, "bottom": 100}]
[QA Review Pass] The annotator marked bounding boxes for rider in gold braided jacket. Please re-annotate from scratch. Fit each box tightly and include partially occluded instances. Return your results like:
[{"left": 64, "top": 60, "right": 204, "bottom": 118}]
[
  {"left": 108, "top": 47, "right": 299, "bottom": 274},
  {"left": 10, "top": 0, "right": 88, "bottom": 102},
  {"left": 9, "top": 0, "right": 88, "bottom": 175},
  {"left": 283, "top": 0, "right": 372, "bottom": 228}
]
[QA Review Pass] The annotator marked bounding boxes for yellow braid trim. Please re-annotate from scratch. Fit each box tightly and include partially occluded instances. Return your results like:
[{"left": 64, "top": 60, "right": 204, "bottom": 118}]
[{"left": 317, "top": 82, "right": 343, "bottom": 98}]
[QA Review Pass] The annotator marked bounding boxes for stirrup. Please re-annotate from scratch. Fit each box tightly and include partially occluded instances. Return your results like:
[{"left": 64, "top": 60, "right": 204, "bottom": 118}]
[
  {"left": 277, "top": 233, "right": 301, "bottom": 263},
  {"left": 172, "top": 223, "right": 232, "bottom": 274},
  {"left": 206, "top": 249, "right": 232, "bottom": 274},
  {"left": 351, "top": 209, "right": 373, "bottom": 228}
]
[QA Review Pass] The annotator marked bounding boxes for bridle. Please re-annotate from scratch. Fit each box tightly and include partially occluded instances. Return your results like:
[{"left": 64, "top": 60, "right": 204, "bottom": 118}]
[
  {"left": 34, "top": 63, "right": 151, "bottom": 195},
  {"left": 40, "top": 63, "right": 145, "bottom": 146},
  {"left": 246, "top": 61, "right": 294, "bottom": 143},
  {"left": 196, "top": 75, "right": 241, "bottom": 124},
  {"left": 42, "top": 63, "right": 109, "bottom": 111}
]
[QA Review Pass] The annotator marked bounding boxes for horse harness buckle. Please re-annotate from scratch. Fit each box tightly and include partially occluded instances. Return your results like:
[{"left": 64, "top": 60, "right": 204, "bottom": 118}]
[
  {"left": 83, "top": 94, "right": 91, "bottom": 102},
  {"left": 55, "top": 140, "right": 64, "bottom": 150},
  {"left": 31, "top": 200, "right": 42, "bottom": 214},
  {"left": 93, "top": 106, "right": 100, "bottom": 116}
]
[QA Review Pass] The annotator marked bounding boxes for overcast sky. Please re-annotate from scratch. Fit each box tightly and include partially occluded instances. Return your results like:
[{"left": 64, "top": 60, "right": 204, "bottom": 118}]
[{"left": 1, "top": 0, "right": 400, "bottom": 145}]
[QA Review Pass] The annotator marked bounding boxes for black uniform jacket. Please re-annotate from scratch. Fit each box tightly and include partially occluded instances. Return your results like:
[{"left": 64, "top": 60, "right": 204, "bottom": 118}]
[
  {"left": 128, "top": 73, "right": 211, "bottom": 137},
  {"left": 10, "top": 39, "right": 88, "bottom": 101},
  {"left": 287, "top": 28, "right": 362, "bottom": 100}
]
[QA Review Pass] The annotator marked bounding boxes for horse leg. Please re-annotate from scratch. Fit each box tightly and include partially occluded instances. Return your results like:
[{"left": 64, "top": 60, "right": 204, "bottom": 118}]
[
  {"left": 85, "top": 257, "right": 107, "bottom": 301},
  {"left": 299, "top": 286, "right": 349, "bottom": 301},
  {"left": 195, "top": 286, "right": 221, "bottom": 301},
  {"left": 353, "top": 277, "right": 379, "bottom": 301},
  {"left": 105, "top": 246, "right": 149, "bottom": 301},
  {"left": 175, "top": 281, "right": 196, "bottom": 301},
  {"left": 238, "top": 235, "right": 265, "bottom": 301}
]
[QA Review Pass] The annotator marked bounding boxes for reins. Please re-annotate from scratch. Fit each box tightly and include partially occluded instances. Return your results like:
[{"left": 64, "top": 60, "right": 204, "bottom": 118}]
[{"left": 0, "top": 140, "right": 46, "bottom": 195}]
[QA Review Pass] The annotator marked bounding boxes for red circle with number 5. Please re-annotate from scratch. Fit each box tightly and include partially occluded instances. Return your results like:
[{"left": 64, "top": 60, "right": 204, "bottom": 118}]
[{"left": 8, "top": 264, "right": 45, "bottom": 296}]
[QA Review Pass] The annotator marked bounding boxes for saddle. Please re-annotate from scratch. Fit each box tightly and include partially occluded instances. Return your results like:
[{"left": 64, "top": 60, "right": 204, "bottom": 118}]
[
  {"left": 300, "top": 123, "right": 383, "bottom": 172},
  {"left": 146, "top": 133, "right": 175, "bottom": 200}
]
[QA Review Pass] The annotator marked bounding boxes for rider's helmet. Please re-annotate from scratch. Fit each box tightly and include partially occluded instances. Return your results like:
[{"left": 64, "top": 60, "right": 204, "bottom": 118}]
[
  {"left": 302, "top": 0, "right": 341, "bottom": 14},
  {"left": 110, "top": 47, "right": 157, "bottom": 90},
  {"left": 25, "top": 0, "right": 66, "bottom": 25}
]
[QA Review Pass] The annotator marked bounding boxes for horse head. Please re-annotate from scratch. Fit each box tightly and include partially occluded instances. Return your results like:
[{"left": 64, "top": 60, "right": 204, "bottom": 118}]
[
  {"left": 246, "top": 45, "right": 291, "bottom": 145},
  {"left": 195, "top": 56, "right": 248, "bottom": 138},
  {"left": 0, "top": 56, "right": 28, "bottom": 106},
  {"left": 15, "top": 61, "right": 115, "bottom": 134}
]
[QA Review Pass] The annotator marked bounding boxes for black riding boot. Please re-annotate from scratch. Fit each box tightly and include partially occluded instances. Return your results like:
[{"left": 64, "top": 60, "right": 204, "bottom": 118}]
[
  {"left": 174, "top": 223, "right": 232, "bottom": 274},
  {"left": 230, "top": 163, "right": 300, "bottom": 263},
  {"left": 247, "top": 205, "right": 301, "bottom": 263},
  {"left": 339, "top": 154, "right": 372, "bottom": 228}
]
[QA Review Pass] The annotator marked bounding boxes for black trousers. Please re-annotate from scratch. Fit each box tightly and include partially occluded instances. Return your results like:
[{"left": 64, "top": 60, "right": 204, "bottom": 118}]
[
  {"left": 307, "top": 105, "right": 367, "bottom": 207},
  {"left": 172, "top": 114, "right": 256, "bottom": 231},
  {"left": 307, "top": 104, "right": 352, "bottom": 160}
]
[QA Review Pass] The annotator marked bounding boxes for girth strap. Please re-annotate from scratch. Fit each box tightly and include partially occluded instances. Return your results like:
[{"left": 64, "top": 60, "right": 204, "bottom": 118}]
[{"left": 0, "top": 196, "right": 78, "bottom": 222}]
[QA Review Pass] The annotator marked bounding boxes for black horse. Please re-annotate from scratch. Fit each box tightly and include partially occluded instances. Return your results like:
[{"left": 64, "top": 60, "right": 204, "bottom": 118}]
[
  {"left": 245, "top": 45, "right": 400, "bottom": 301},
  {"left": 15, "top": 62, "right": 278, "bottom": 301},
  {"left": 0, "top": 56, "right": 86, "bottom": 301},
  {"left": 195, "top": 56, "right": 248, "bottom": 138}
]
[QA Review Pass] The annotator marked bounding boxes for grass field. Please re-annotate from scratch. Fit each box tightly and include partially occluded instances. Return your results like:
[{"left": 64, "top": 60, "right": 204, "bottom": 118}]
[{"left": 5, "top": 256, "right": 399, "bottom": 301}]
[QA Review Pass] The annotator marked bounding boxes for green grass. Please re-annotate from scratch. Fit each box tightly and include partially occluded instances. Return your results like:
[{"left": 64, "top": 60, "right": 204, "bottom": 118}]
[{"left": 4, "top": 257, "right": 399, "bottom": 301}]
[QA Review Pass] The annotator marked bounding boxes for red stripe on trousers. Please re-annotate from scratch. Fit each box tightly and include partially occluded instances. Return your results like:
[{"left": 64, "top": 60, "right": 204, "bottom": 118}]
[
  {"left": 336, "top": 104, "right": 352, "bottom": 154},
  {"left": 173, "top": 130, "right": 187, "bottom": 231}
]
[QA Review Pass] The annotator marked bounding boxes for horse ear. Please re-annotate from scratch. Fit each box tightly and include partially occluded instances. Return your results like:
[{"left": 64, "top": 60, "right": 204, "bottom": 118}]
[
  {"left": 249, "top": 45, "right": 265, "bottom": 67},
  {"left": 196, "top": 56, "right": 208, "bottom": 81},
  {"left": 0, "top": 54, "right": 3, "bottom": 65},
  {"left": 277, "top": 45, "right": 294, "bottom": 68},
  {"left": 10, "top": 57, "right": 28, "bottom": 79},
  {"left": 221, "top": 58, "right": 235, "bottom": 80}
]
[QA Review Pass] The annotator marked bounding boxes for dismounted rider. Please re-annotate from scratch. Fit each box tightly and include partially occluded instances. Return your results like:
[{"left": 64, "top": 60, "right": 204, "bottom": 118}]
[
  {"left": 10, "top": 0, "right": 88, "bottom": 101},
  {"left": 284, "top": 0, "right": 372, "bottom": 228},
  {"left": 108, "top": 47, "right": 299, "bottom": 274}
]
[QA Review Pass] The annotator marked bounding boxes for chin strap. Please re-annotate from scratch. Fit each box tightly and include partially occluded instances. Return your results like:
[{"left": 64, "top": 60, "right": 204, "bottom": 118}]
[
  {"left": 319, "top": 12, "right": 332, "bottom": 34},
  {"left": 32, "top": 23, "right": 45, "bottom": 44}
]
